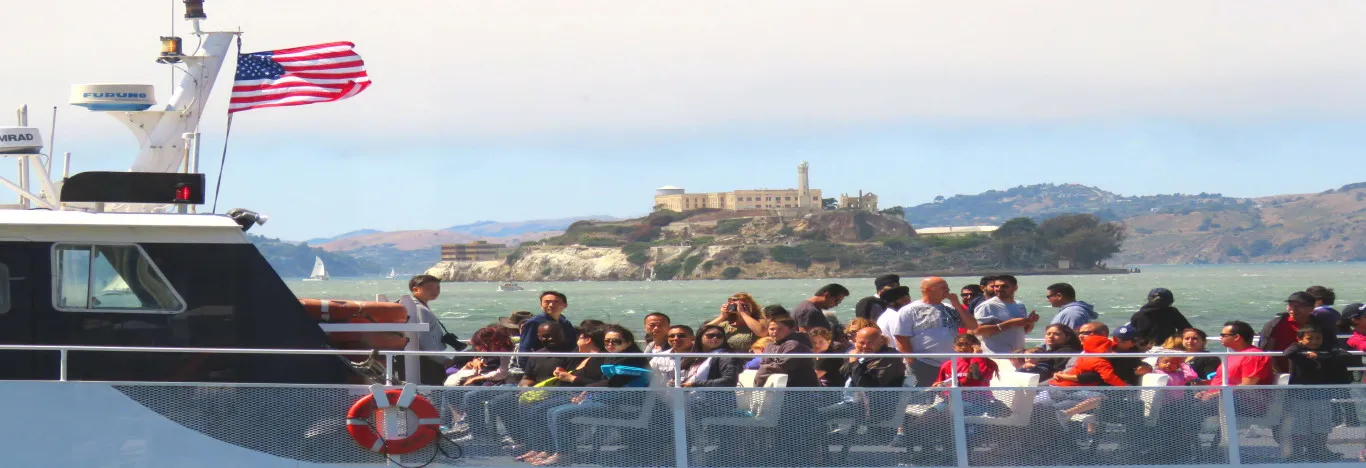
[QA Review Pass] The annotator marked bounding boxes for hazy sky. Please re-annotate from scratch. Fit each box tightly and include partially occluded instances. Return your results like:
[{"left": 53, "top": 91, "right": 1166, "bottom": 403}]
[{"left": 3, "top": 1, "right": 1365, "bottom": 240}]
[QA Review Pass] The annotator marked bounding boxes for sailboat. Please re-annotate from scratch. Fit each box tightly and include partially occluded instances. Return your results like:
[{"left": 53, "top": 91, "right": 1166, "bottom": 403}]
[
  {"left": 386, "top": 268, "right": 396, "bottom": 279},
  {"left": 304, "top": 256, "right": 330, "bottom": 281}
]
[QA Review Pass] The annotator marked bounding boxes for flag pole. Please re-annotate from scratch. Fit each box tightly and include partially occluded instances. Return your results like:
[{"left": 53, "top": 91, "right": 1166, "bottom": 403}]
[{"left": 211, "top": 33, "right": 241, "bottom": 215}]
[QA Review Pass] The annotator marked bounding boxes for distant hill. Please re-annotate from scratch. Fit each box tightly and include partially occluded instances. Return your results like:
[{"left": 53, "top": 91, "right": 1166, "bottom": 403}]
[
  {"left": 445, "top": 216, "right": 617, "bottom": 237},
  {"left": 248, "top": 234, "right": 380, "bottom": 278},
  {"left": 306, "top": 216, "right": 618, "bottom": 274},
  {"left": 304, "top": 229, "right": 382, "bottom": 246},
  {"left": 898, "top": 182, "right": 1366, "bottom": 265}
]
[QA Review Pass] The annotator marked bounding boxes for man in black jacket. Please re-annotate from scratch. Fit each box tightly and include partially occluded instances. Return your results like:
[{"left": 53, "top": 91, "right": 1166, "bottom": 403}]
[
  {"left": 819, "top": 327, "right": 907, "bottom": 442},
  {"left": 855, "top": 274, "right": 901, "bottom": 322},
  {"left": 1260, "top": 291, "right": 1338, "bottom": 373}
]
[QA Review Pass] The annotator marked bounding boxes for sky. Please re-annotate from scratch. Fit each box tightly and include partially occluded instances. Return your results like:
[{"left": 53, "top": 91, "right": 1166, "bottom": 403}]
[{"left": 3, "top": 1, "right": 1366, "bottom": 241}]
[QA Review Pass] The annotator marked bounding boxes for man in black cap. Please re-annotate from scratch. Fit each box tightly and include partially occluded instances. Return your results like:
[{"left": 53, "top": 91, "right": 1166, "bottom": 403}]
[
  {"left": 1259, "top": 291, "right": 1338, "bottom": 373},
  {"left": 855, "top": 274, "right": 900, "bottom": 322}
]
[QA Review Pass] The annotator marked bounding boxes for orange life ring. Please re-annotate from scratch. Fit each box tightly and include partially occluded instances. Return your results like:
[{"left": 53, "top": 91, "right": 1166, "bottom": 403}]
[
  {"left": 300, "top": 299, "right": 408, "bottom": 323},
  {"left": 346, "top": 386, "right": 441, "bottom": 454}
]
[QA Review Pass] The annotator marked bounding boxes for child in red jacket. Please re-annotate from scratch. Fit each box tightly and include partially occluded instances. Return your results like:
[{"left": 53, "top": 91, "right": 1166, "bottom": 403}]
[{"left": 930, "top": 334, "right": 1007, "bottom": 416}]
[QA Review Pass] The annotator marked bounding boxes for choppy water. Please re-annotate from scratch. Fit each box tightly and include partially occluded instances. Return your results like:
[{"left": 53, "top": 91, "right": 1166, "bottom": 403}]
[{"left": 286, "top": 263, "right": 1366, "bottom": 338}]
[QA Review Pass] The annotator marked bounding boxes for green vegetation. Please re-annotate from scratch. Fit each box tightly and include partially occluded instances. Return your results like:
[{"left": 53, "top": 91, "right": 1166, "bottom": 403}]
[
  {"left": 701, "top": 260, "right": 715, "bottom": 272},
  {"left": 740, "top": 248, "right": 766, "bottom": 264},
  {"left": 688, "top": 236, "right": 715, "bottom": 247},
  {"left": 989, "top": 214, "right": 1125, "bottom": 269},
  {"left": 653, "top": 262, "right": 681, "bottom": 281},
  {"left": 579, "top": 236, "right": 622, "bottom": 247},
  {"left": 682, "top": 255, "right": 705, "bottom": 277},
  {"left": 715, "top": 218, "right": 749, "bottom": 235},
  {"left": 721, "top": 266, "right": 743, "bottom": 279}
]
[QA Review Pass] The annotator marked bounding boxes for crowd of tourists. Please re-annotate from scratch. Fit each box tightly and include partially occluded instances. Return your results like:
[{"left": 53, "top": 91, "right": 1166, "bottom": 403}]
[{"left": 398, "top": 274, "right": 1366, "bottom": 465}]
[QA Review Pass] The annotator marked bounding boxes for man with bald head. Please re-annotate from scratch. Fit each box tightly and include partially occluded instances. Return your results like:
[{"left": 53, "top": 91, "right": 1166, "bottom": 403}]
[
  {"left": 819, "top": 327, "right": 906, "bottom": 440},
  {"left": 879, "top": 276, "right": 978, "bottom": 387}
]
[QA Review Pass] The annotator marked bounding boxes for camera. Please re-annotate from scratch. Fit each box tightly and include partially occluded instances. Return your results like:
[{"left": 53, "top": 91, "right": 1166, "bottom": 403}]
[
  {"left": 442, "top": 333, "right": 467, "bottom": 351},
  {"left": 727, "top": 303, "right": 738, "bottom": 313}
]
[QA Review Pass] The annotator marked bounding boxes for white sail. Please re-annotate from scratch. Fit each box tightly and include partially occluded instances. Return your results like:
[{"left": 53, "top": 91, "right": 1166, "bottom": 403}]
[
  {"left": 386, "top": 268, "right": 396, "bottom": 279},
  {"left": 306, "top": 256, "right": 330, "bottom": 281}
]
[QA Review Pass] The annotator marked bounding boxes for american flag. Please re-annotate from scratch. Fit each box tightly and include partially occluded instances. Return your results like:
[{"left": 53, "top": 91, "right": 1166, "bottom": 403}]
[{"left": 229, "top": 41, "right": 371, "bottom": 113}]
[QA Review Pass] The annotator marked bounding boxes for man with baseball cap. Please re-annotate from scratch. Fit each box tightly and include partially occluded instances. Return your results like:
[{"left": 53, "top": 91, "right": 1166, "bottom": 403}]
[
  {"left": 1259, "top": 291, "right": 1338, "bottom": 373},
  {"left": 855, "top": 274, "right": 901, "bottom": 322}
]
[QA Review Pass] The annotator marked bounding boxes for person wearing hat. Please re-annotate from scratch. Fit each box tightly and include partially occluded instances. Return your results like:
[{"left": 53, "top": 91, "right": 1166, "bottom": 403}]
[
  {"left": 1128, "top": 287, "right": 1192, "bottom": 349},
  {"left": 1344, "top": 304, "right": 1366, "bottom": 352},
  {"left": 1259, "top": 291, "right": 1339, "bottom": 373},
  {"left": 1106, "top": 325, "right": 1151, "bottom": 386},
  {"left": 499, "top": 310, "right": 535, "bottom": 333},
  {"left": 855, "top": 274, "right": 900, "bottom": 322}
]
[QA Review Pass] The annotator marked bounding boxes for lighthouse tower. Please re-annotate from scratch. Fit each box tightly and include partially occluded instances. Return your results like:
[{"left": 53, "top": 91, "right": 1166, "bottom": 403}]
[{"left": 797, "top": 161, "right": 811, "bottom": 211}]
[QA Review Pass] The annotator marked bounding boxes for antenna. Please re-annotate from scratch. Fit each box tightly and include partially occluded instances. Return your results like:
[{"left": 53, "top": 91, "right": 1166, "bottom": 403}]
[
  {"left": 169, "top": 0, "right": 175, "bottom": 90},
  {"left": 46, "top": 106, "right": 57, "bottom": 173}
]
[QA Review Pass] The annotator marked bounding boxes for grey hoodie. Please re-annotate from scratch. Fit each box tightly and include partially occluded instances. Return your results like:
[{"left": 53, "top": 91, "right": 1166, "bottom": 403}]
[{"left": 1050, "top": 301, "right": 1098, "bottom": 331}]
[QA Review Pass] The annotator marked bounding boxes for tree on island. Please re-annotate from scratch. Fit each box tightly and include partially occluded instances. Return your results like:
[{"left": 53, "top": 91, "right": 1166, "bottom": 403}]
[
  {"left": 989, "top": 214, "right": 1125, "bottom": 269},
  {"left": 821, "top": 198, "right": 838, "bottom": 210}
]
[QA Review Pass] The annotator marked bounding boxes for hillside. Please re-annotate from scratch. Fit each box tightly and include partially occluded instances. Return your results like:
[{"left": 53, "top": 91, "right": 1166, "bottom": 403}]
[
  {"left": 899, "top": 182, "right": 1366, "bottom": 264},
  {"left": 247, "top": 234, "right": 379, "bottom": 278},
  {"left": 311, "top": 216, "right": 611, "bottom": 274}
]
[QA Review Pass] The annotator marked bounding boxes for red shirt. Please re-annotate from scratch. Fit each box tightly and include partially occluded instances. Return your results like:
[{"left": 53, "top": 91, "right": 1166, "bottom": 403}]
[
  {"left": 1210, "top": 347, "right": 1273, "bottom": 386},
  {"left": 1268, "top": 315, "right": 1300, "bottom": 371}
]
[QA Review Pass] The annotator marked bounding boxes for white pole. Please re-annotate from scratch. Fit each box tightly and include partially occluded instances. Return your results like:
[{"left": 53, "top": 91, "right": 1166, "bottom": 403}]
[{"left": 17, "top": 106, "right": 29, "bottom": 209}]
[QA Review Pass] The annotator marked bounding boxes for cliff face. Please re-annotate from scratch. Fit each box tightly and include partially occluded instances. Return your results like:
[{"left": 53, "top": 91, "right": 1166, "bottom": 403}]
[
  {"left": 427, "top": 244, "right": 871, "bottom": 282},
  {"left": 428, "top": 246, "right": 646, "bottom": 282}
]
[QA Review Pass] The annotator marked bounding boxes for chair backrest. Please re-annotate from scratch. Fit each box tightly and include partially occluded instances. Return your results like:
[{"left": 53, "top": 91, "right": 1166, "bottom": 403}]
[
  {"left": 738, "top": 370, "right": 758, "bottom": 388},
  {"left": 1275, "top": 373, "right": 1290, "bottom": 385}
]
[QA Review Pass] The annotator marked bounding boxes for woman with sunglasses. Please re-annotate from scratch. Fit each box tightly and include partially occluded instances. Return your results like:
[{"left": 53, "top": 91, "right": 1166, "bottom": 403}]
[
  {"left": 533, "top": 325, "right": 648, "bottom": 466},
  {"left": 511, "top": 324, "right": 607, "bottom": 463},
  {"left": 681, "top": 324, "right": 744, "bottom": 389}
]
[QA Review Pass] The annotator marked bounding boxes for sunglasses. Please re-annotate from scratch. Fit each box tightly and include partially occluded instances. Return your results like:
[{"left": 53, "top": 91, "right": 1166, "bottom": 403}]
[
  {"left": 702, "top": 333, "right": 724, "bottom": 339},
  {"left": 1219, "top": 333, "right": 1237, "bottom": 337},
  {"left": 667, "top": 333, "right": 691, "bottom": 339},
  {"left": 604, "top": 338, "right": 628, "bottom": 345},
  {"left": 1079, "top": 330, "right": 1103, "bottom": 335}
]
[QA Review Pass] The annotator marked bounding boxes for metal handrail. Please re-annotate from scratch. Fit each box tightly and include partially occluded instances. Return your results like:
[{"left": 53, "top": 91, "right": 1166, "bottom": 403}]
[{"left": 1, "top": 343, "right": 1360, "bottom": 359}]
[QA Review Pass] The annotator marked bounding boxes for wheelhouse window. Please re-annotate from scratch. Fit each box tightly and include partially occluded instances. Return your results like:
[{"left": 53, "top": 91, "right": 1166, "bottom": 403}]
[
  {"left": 53, "top": 244, "right": 185, "bottom": 313},
  {"left": 0, "top": 263, "right": 9, "bottom": 314}
]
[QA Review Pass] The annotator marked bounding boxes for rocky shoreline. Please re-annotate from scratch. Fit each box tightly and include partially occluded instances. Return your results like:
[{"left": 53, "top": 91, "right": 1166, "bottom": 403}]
[{"left": 424, "top": 245, "right": 1133, "bottom": 282}]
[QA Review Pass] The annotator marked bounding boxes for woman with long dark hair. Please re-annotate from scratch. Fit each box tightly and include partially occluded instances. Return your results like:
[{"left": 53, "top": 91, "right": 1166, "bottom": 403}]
[{"left": 533, "top": 325, "right": 650, "bottom": 466}]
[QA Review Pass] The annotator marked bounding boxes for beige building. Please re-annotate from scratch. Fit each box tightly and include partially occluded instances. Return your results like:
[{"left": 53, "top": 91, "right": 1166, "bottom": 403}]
[
  {"left": 839, "top": 192, "right": 879, "bottom": 212},
  {"left": 653, "top": 161, "right": 823, "bottom": 213},
  {"left": 440, "top": 240, "right": 506, "bottom": 262}
]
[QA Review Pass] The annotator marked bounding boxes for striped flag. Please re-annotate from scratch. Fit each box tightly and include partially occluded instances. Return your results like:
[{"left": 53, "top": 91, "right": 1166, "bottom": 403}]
[{"left": 228, "top": 41, "right": 371, "bottom": 113}]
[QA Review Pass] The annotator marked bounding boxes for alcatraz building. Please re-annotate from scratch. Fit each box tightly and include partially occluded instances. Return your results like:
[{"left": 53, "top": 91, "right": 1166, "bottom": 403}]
[
  {"left": 440, "top": 241, "right": 506, "bottom": 262},
  {"left": 653, "top": 161, "right": 823, "bottom": 214}
]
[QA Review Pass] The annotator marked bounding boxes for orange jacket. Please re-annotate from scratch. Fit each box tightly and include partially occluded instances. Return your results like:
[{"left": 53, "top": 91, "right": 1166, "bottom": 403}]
[{"left": 1051, "top": 335, "right": 1128, "bottom": 387}]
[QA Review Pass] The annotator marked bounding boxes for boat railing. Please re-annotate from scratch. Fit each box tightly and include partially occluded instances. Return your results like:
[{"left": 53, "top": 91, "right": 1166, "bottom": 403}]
[{"left": 3, "top": 344, "right": 1365, "bottom": 467}]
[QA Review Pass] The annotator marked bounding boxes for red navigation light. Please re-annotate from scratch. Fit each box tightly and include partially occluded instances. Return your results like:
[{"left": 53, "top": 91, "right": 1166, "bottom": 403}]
[{"left": 174, "top": 185, "right": 193, "bottom": 202}]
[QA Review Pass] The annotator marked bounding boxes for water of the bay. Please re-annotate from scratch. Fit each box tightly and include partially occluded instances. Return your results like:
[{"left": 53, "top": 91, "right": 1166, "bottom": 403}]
[{"left": 287, "top": 263, "right": 1366, "bottom": 339}]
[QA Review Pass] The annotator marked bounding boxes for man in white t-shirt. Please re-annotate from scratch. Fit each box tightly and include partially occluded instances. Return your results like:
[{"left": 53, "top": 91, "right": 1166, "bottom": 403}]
[
  {"left": 973, "top": 275, "right": 1039, "bottom": 354},
  {"left": 882, "top": 276, "right": 978, "bottom": 387}
]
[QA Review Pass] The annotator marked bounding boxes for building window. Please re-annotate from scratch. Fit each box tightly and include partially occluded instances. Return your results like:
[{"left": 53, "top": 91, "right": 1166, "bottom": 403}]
[
  {"left": 52, "top": 244, "right": 186, "bottom": 314},
  {"left": 785, "top": 196, "right": 792, "bottom": 201}
]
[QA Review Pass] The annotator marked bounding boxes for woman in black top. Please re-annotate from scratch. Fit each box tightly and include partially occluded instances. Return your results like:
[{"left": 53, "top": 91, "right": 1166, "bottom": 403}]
[
  {"left": 511, "top": 324, "right": 605, "bottom": 462},
  {"left": 533, "top": 325, "right": 649, "bottom": 466}
]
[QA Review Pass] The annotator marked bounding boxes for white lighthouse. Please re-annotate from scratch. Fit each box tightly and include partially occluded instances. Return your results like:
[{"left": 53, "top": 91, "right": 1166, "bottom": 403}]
[{"left": 797, "top": 161, "right": 811, "bottom": 210}]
